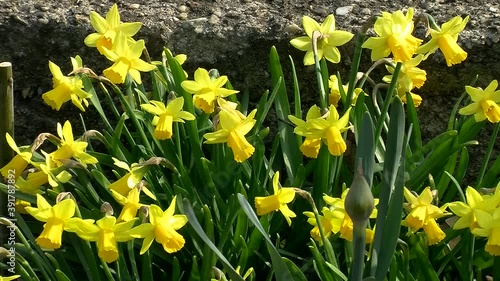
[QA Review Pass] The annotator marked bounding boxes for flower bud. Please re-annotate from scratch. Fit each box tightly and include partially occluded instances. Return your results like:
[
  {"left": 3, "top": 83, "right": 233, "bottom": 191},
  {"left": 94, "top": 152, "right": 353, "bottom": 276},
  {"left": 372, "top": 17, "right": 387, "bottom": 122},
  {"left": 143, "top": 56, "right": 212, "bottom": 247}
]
[
  {"left": 345, "top": 162, "right": 374, "bottom": 224},
  {"left": 100, "top": 202, "right": 114, "bottom": 216}
]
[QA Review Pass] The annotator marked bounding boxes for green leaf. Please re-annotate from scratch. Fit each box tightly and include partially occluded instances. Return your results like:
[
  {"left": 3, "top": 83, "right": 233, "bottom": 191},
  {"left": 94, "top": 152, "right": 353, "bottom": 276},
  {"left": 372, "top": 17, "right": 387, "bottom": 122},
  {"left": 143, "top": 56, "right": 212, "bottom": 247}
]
[
  {"left": 371, "top": 97, "right": 405, "bottom": 280},
  {"left": 283, "top": 257, "right": 307, "bottom": 281},
  {"left": 357, "top": 112, "right": 375, "bottom": 185},
  {"left": 237, "top": 193, "right": 293, "bottom": 281},
  {"left": 405, "top": 92, "right": 422, "bottom": 150},
  {"left": 183, "top": 198, "right": 243, "bottom": 281},
  {"left": 56, "top": 269, "right": 71, "bottom": 281},
  {"left": 289, "top": 56, "right": 302, "bottom": 119},
  {"left": 413, "top": 242, "right": 440, "bottom": 281},
  {"left": 309, "top": 240, "right": 336, "bottom": 281},
  {"left": 269, "top": 46, "right": 302, "bottom": 181}
]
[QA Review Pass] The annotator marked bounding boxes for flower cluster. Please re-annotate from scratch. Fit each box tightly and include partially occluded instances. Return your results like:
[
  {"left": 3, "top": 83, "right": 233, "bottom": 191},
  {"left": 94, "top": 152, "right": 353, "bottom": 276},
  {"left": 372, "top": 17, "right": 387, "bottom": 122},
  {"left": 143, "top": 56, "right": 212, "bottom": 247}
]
[
  {"left": 288, "top": 105, "right": 351, "bottom": 158},
  {"left": 291, "top": 10, "right": 469, "bottom": 107},
  {"left": 403, "top": 187, "right": 449, "bottom": 245},
  {"left": 448, "top": 184, "right": 500, "bottom": 256},
  {"left": 305, "top": 189, "right": 378, "bottom": 244}
]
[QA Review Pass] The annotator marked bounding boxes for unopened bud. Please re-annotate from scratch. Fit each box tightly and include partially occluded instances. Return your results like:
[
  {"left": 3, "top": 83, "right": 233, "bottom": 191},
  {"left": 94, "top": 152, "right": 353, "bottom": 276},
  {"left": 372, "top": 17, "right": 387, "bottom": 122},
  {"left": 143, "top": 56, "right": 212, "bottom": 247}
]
[
  {"left": 138, "top": 206, "right": 150, "bottom": 224},
  {"left": 345, "top": 161, "right": 374, "bottom": 224},
  {"left": 0, "top": 217, "right": 14, "bottom": 226},
  {"left": 208, "top": 69, "right": 220, "bottom": 80},
  {"left": 56, "top": 192, "right": 72, "bottom": 204},
  {"left": 0, "top": 247, "right": 10, "bottom": 259},
  {"left": 100, "top": 202, "right": 114, "bottom": 216}
]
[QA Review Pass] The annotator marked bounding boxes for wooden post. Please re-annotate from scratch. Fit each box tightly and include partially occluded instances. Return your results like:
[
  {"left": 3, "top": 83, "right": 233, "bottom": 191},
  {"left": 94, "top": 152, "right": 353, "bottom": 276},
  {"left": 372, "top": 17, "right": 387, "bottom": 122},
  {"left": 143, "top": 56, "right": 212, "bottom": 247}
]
[{"left": 0, "top": 62, "right": 14, "bottom": 254}]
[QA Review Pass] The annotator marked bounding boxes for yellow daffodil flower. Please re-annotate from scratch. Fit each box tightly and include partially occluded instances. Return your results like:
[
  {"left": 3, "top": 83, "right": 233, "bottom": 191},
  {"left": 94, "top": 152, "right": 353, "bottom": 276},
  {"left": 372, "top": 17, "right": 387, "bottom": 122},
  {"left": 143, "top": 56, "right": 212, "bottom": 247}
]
[
  {"left": 459, "top": 80, "right": 500, "bottom": 123},
  {"left": 50, "top": 121, "right": 98, "bottom": 166},
  {"left": 111, "top": 187, "right": 143, "bottom": 222},
  {"left": 25, "top": 194, "right": 83, "bottom": 249},
  {"left": 293, "top": 105, "right": 351, "bottom": 157},
  {"left": 327, "top": 75, "right": 365, "bottom": 107},
  {"left": 0, "top": 275, "right": 21, "bottom": 281},
  {"left": 303, "top": 207, "right": 341, "bottom": 244},
  {"left": 290, "top": 15, "right": 354, "bottom": 65},
  {"left": 129, "top": 197, "right": 188, "bottom": 254},
  {"left": 403, "top": 187, "right": 449, "bottom": 245},
  {"left": 449, "top": 186, "right": 500, "bottom": 231},
  {"left": 417, "top": 15, "right": 469, "bottom": 66},
  {"left": 204, "top": 108, "right": 257, "bottom": 163},
  {"left": 16, "top": 152, "right": 72, "bottom": 193},
  {"left": 362, "top": 8, "right": 422, "bottom": 62},
  {"left": 323, "top": 189, "right": 377, "bottom": 243},
  {"left": 75, "top": 216, "right": 136, "bottom": 263},
  {"left": 328, "top": 75, "right": 348, "bottom": 107},
  {"left": 254, "top": 171, "right": 296, "bottom": 226},
  {"left": 0, "top": 133, "right": 32, "bottom": 180},
  {"left": 181, "top": 68, "right": 239, "bottom": 113},
  {"left": 108, "top": 158, "right": 152, "bottom": 198},
  {"left": 101, "top": 32, "right": 156, "bottom": 84},
  {"left": 288, "top": 105, "right": 322, "bottom": 158},
  {"left": 42, "top": 60, "right": 92, "bottom": 111},
  {"left": 84, "top": 4, "right": 142, "bottom": 54},
  {"left": 383, "top": 55, "right": 427, "bottom": 107},
  {"left": 140, "top": 97, "right": 195, "bottom": 140},
  {"left": 471, "top": 208, "right": 500, "bottom": 256}
]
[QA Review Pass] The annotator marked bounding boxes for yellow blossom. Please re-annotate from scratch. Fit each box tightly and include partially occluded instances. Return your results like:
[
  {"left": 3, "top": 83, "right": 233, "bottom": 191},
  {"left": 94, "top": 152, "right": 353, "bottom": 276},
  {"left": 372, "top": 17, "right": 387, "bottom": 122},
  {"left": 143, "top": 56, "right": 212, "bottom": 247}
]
[
  {"left": 181, "top": 68, "right": 239, "bottom": 114},
  {"left": 383, "top": 55, "right": 427, "bottom": 107},
  {"left": 291, "top": 105, "right": 351, "bottom": 157},
  {"left": 254, "top": 172, "right": 296, "bottom": 226},
  {"left": 403, "top": 187, "right": 449, "bottom": 245},
  {"left": 25, "top": 194, "right": 83, "bottom": 249},
  {"left": 129, "top": 197, "right": 188, "bottom": 254},
  {"left": 417, "top": 15, "right": 469, "bottom": 66},
  {"left": 303, "top": 207, "right": 340, "bottom": 244},
  {"left": 323, "top": 189, "right": 377, "bottom": 243},
  {"left": 107, "top": 158, "right": 154, "bottom": 199},
  {"left": 111, "top": 187, "right": 143, "bottom": 222},
  {"left": 84, "top": 4, "right": 142, "bottom": 54},
  {"left": 0, "top": 275, "right": 21, "bottom": 281},
  {"left": 101, "top": 32, "right": 156, "bottom": 84},
  {"left": 459, "top": 80, "right": 500, "bottom": 123},
  {"left": 42, "top": 60, "right": 92, "bottom": 111},
  {"left": 290, "top": 14, "right": 354, "bottom": 65},
  {"left": 50, "top": 121, "right": 98, "bottom": 165},
  {"left": 328, "top": 75, "right": 348, "bottom": 107},
  {"left": 75, "top": 216, "right": 136, "bottom": 263},
  {"left": 16, "top": 152, "right": 72, "bottom": 192},
  {"left": 288, "top": 105, "right": 322, "bottom": 158},
  {"left": 0, "top": 133, "right": 32, "bottom": 180},
  {"left": 448, "top": 186, "right": 500, "bottom": 231},
  {"left": 472, "top": 208, "right": 500, "bottom": 256},
  {"left": 204, "top": 108, "right": 257, "bottom": 163},
  {"left": 140, "top": 97, "right": 195, "bottom": 140},
  {"left": 362, "top": 8, "right": 422, "bottom": 62}
]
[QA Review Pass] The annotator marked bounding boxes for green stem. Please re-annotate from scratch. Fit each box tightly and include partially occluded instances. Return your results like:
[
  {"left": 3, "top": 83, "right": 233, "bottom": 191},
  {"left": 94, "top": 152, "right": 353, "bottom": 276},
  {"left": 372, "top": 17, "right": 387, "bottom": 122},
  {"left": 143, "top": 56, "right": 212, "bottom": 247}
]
[
  {"left": 476, "top": 122, "right": 499, "bottom": 188},
  {"left": 100, "top": 259, "right": 115, "bottom": 281},
  {"left": 312, "top": 31, "right": 327, "bottom": 109},
  {"left": 346, "top": 34, "right": 366, "bottom": 106},
  {"left": 99, "top": 82, "right": 137, "bottom": 148},
  {"left": 374, "top": 62, "right": 402, "bottom": 146},
  {"left": 350, "top": 221, "right": 366, "bottom": 281},
  {"left": 110, "top": 83, "right": 154, "bottom": 153}
]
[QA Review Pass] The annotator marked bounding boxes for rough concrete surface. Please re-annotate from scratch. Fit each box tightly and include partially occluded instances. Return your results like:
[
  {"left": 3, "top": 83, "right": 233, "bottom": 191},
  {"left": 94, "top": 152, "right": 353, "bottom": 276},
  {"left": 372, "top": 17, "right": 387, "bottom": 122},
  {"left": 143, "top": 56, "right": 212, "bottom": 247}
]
[{"left": 0, "top": 0, "right": 499, "bottom": 182}]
